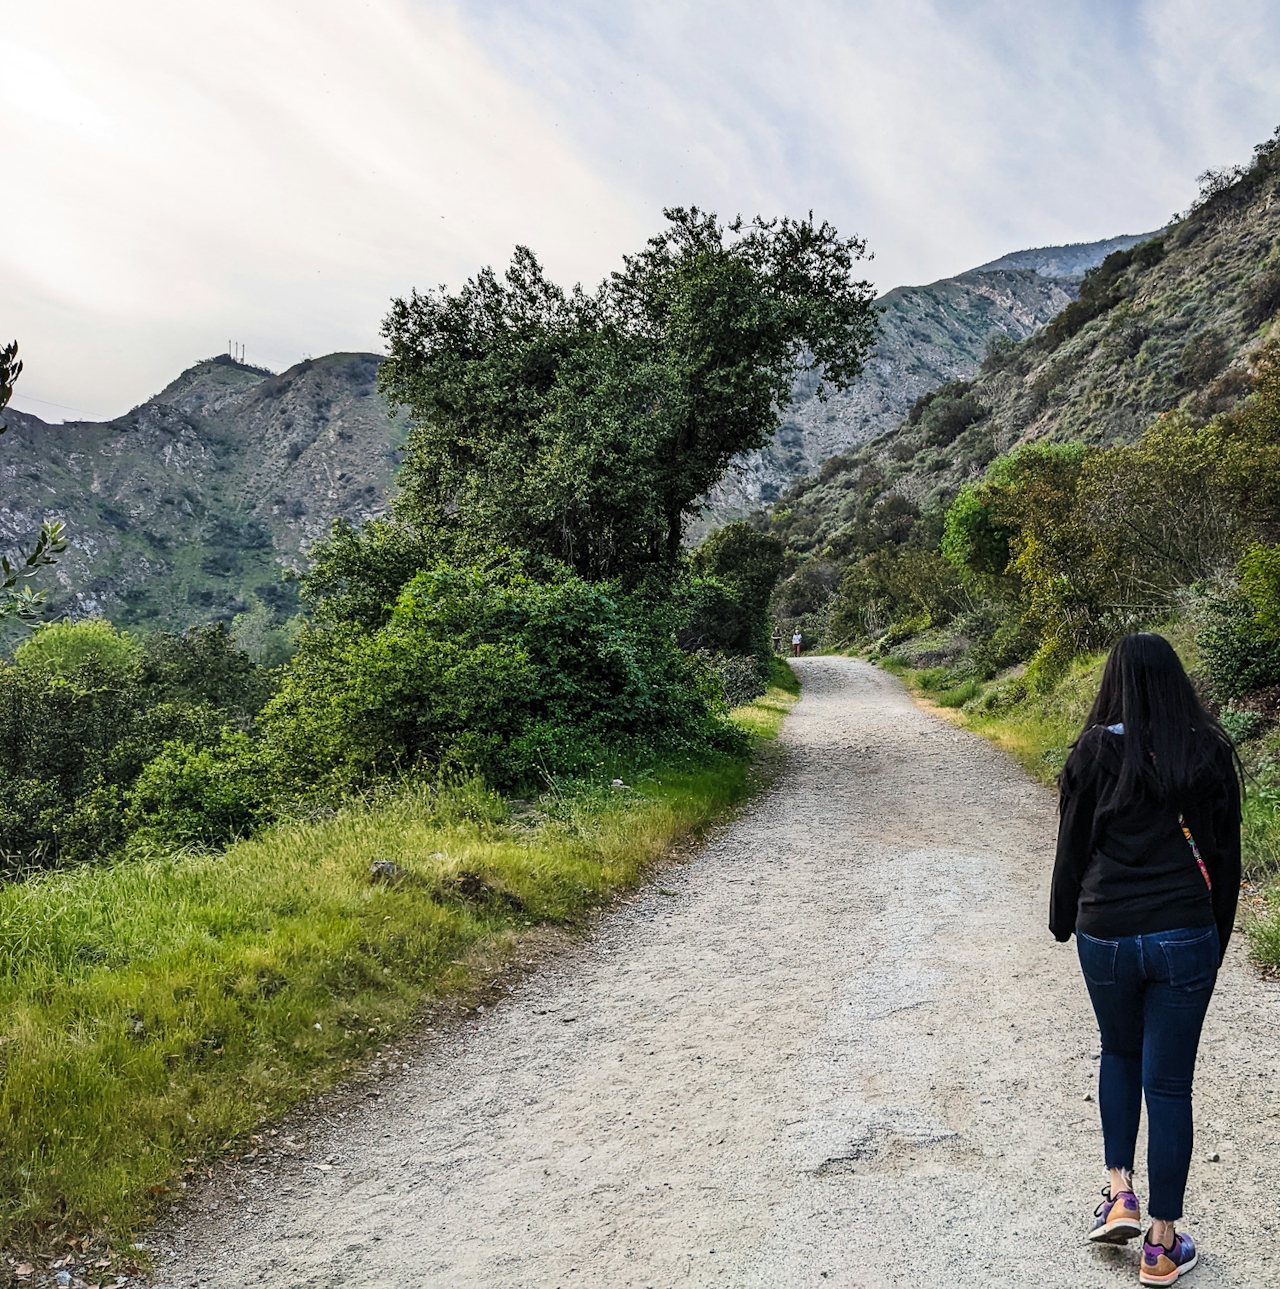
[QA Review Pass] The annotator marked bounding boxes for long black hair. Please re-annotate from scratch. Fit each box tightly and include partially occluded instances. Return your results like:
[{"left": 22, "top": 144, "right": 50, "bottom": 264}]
[{"left": 1079, "top": 632, "right": 1237, "bottom": 806}]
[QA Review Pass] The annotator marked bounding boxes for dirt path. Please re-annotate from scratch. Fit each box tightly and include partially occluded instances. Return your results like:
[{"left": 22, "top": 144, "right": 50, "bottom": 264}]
[{"left": 152, "top": 657, "right": 1280, "bottom": 1287}]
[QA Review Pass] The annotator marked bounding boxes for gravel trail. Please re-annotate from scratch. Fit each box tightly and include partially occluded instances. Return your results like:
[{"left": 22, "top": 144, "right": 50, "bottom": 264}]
[{"left": 153, "top": 657, "right": 1280, "bottom": 1287}]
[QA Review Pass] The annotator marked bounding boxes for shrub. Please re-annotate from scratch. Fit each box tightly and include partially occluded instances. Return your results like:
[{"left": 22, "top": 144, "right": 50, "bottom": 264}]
[
  {"left": 686, "top": 522, "right": 785, "bottom": 663},
  {"left": 0, "top": 625, "right": 272, "bottom": 868},
  {"left": 1178, "top": 330, "right": 1229, "bottom": 387},
  {"left": 827, "top": 548, "right": 965, "bottom": 645},
  {"left": 127, "top": 730, "right": 274, "bottom": 845},
  {"left": 1240, "top": 542, "right": 1280, "bottom": 638},
  {"left": 980, "top": 333, "right": 1019, "bottom": 374},
  {"left": 1220, "top": 704, "right": 1263, "bottom": 745},
  {"left": 936, "top": 678, "right": 983, "bottom": 708},
  {"left": 921, "top": 390, "right": 988, "bottom": 446},
  {"left": 696, "top": 650, "right": 767, "bottom": 707},
  {"left": 14, "top": 618, "right": 141, "bottom": 683},
  {"left": 1040, "top": 239, "right": 1163, "bottom": 349},
  {"left": 1243, "top": 266, "right": 1280, "bottom": 328},
  {"left": 258, "top": 563, "right": 737, "bottom": 795},
  {"left": 1197, "top": 593, "right": 1280, "bottom": 701}
]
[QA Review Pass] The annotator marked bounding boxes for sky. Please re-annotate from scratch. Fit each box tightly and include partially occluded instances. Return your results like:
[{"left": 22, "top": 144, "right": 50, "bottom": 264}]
[{"left": 3, "top": 0, "right": 1280, "bottom": 421}]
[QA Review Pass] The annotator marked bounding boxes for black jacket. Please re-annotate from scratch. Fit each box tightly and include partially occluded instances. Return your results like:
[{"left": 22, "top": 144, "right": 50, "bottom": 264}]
[{"left": 1051, "top": 725, "right": 1241, "bottom": 960}]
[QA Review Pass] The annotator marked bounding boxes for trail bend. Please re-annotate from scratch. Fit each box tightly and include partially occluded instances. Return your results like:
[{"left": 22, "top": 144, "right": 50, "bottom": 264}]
[{"left": 153, "top": 656, "right": 1280, "bottom": 1287}]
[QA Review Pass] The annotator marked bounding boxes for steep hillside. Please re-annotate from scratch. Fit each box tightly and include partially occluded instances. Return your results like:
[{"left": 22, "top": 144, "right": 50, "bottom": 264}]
[
  {"left": 768, "top": 131, "right": 1280, "bottom": 596},
  {"left": 698, "top": 232, "right": 1155, "bottom": 532},
  {"left": 0, "top": 353, "right": 408, "bottom": 633}
]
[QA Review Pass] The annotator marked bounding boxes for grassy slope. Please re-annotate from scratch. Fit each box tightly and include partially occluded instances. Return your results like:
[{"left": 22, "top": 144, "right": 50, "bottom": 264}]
[
  {"left": 0, "top": 663, "right": 798, "bottom": 1252},
  {"left": 881, "top": 633, "right": 1280, "bottom": 969}
]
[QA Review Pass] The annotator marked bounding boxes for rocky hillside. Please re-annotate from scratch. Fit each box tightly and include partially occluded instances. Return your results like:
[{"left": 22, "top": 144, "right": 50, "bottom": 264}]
[
  {"left": 0, "top": 353, "right": 408, "bottom": 634},
  {"left": 767, "top": 128, "right": 1280, "bottom": 616},
  {"left": 697, "top": 232, "right": 1155, "bottom": 533}
]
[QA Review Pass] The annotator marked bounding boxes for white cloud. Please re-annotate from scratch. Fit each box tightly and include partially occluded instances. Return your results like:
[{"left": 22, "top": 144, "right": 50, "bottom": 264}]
[
  {"left": 3, "top": 0, "right": 1280, "bottom": 419},
  {"left": 0, "top": 0, "right": 642, "bottom": 418},
  {"left": 460, "top": 0, "right": 1280, "bottom": 283}
]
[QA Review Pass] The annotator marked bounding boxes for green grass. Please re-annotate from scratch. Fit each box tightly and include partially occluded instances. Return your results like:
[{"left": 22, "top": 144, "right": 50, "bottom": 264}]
[{"left": 0, "top": 669, "right": 798, "bottom": 1253}]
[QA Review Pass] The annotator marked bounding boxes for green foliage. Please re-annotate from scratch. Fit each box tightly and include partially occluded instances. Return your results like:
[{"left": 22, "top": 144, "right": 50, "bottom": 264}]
[
  {"left": 1179, "top": 329, "right": 1229, "bottom": 387},
  {"left": 126, "top": 730, "right": 273, "bottom": 846},
  {"left": 1040, "top": 237, "right": 1165, "bottom": 349},
  {"left": 1197, "top": 593, "right": 1280, "bottom": 701},
  {"left": 256, "top": 562, "right": 738, "bottom": 799},
  {"left": 303, "top": 517, "right": 464, "bottom": 630},
  {"left": 980, "top": 332, "right": 1020, "bottom": 374},
  {"left": 827, "top": 547, "right": 965, "bottom": 645},
  {"left": 696, "top": 649, "right": 767, "bottom": 707},
  {"left": 1240, "top": 541, "right": 1280, "bottom": 638},
  {"left": 139, "top": 622, "right": 276, "bottom": 720},
  {"left": 920, "top": 388, "right": 988, "bottom": 447},
  {"left": 1243, "top": 266, "right": 1280, "bottom": 328},
  {"left": 1220, "top": 704, "right": 1264, "bottom": 744},
  {"left": 941, "top": 484, "right": 1015, "bottom": 580},
  {"left": 15, "top": 618, "right": 142, "bottom": 682},
  {"left": 0, "top": 622, "right": 273, "bottom": 870},
  {"left": 381, "top": 209, "right": 879, "bottom": 578},
  {"left": 0, "top": 341, "right": 67, "bottom": 625},
  {"left": 685, "top": 521, "right": 785, "bottom": 662}
]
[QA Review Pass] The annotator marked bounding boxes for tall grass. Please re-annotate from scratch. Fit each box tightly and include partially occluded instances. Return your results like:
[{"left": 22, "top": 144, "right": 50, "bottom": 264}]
[{"left": 0, "top": 670, "right": 797, "bottom": 1249}]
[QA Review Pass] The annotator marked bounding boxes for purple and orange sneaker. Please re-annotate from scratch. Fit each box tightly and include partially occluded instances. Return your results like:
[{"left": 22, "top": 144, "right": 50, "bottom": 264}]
[
  {"left": 1088, "top": 1185, "right": 1141, "bottom": 1244},
  {"left": 1139, "top": 1231, "right": 1198, "bottom": 1285}
]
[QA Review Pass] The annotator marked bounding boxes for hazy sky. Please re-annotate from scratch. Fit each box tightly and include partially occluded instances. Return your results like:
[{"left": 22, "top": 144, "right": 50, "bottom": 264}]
[{"left": 4, "top": 0, "right": 1280, "bottom": 421}]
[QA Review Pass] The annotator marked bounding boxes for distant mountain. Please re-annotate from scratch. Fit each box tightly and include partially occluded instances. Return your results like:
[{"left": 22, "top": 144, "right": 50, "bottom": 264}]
[
  {"left": 971, "top": 233, "right": 1161, "bottom": 278},
  {"left": 695, "top": 231, "right": 1157, "bottom": 536},
  {"left": 0, "top": 353, "right": 408, "bottom": 633}
]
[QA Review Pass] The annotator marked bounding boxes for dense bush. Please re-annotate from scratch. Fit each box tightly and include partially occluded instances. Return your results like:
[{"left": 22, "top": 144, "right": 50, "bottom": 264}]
[
  {"left": 683, "top": 522, "right": 785, "bottom": 665},
  {"left": 1040, "top": 238, "right": 1165, "bottom": 350},
  {"left": 920, "top": 389, "right": 988, "bottom": 447},
  {"left": 0, "top": 622, "right": 273, "bottom": 869},
  {"left": 827, "top": 547, "right": 965, "bottom": 645},
  {"left": 126, "top": 562, "right": 743, "bottom": 842},
  {"left": 1196, "top": 593, "right": 1280, "bottom": 702}
]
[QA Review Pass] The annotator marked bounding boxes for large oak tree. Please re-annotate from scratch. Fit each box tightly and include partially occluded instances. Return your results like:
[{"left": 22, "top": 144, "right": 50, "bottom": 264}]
[{"left": 378, "top": 208, "right": 879, "bottom": 581}]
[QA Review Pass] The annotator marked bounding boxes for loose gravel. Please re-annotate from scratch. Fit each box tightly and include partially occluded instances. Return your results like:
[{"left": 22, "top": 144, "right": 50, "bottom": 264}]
[{"left": 149, "top": 657, "right": 1280, "bottom": 1287}]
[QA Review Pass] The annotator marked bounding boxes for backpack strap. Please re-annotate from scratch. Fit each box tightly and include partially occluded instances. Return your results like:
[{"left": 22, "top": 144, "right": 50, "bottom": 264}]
[{"left": 1179, "top": 814, "right": 1212, "bottom": 891}]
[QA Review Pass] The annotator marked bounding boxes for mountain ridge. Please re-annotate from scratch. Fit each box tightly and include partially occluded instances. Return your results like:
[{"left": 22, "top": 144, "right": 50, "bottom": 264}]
[
  {"left": 696, "top": 231, "right": 1156, "bottom": 534},
  {"left": 0, "top": 352, "right": 408, "bottom": 636},
  {"left": 1, "top": 235, "right": 1155, "bottom": 635}
]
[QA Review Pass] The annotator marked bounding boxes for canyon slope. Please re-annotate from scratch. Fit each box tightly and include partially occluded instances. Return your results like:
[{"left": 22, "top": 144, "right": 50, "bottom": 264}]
[
  {"left": 1, "top": 354, "right": 408, "bottom": 632},
  {"left": 696, "top": 232, "right": 1154, "bottom": 533}
]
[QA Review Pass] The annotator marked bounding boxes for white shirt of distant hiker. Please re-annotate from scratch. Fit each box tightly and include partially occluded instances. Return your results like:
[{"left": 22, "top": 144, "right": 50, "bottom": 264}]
[{"left": 792, "top": 631, "right": 802, "bottom": 657}]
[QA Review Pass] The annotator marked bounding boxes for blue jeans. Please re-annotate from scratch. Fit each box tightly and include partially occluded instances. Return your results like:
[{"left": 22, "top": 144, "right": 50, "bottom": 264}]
[{"left": 1076, "top": 925, "right": 1219, "bottom": 1221}]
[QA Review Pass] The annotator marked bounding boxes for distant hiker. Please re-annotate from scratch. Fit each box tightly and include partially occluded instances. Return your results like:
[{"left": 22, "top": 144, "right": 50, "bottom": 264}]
[
  {"left": 791, "top": 630, "right": 802, "bottom": 657},
  {"left": 1051, "top": 633, "right": 1240, "bottom": 1284},
  {"left": 772, "top": 626, "right": 783, "bottom": 655}
]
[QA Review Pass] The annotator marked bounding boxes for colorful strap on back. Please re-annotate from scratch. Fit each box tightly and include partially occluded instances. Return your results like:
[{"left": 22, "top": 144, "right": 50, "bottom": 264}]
[{"left": 1179, "top": 814, "right": 1212, "bottom": 891}]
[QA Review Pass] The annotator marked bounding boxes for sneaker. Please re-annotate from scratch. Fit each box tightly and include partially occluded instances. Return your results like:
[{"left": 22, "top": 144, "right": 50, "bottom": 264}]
[
  {"left": 1139, "top": 1231, "right": 1198, "bottom": 1285},
  {"left": 1088, "top": 1186, "right": 1141, "bottom": 1243}
]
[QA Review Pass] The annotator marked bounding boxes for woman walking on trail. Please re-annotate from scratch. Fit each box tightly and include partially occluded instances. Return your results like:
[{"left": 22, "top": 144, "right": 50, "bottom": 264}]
[{"left": 1051, "top": 633, "right": 1240, "bottom": 1285}]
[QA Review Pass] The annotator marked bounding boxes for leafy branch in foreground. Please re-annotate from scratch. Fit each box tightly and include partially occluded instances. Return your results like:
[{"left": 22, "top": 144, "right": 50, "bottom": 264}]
[{"left": 0, "top": 341, "right": 67, "bottom": 623}]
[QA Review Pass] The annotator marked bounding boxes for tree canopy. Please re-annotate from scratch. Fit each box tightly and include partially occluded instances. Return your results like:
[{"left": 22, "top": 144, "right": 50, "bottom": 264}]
[{"left": 379, "top": 208, "right": 879, "bottom": 580}]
